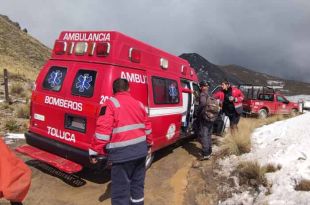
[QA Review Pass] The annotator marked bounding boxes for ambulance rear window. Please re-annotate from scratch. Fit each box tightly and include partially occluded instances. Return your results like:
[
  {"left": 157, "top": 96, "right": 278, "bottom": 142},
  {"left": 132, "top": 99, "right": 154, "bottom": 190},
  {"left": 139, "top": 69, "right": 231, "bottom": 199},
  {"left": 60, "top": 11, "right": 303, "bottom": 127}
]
[
  {"left": 43, "top": 66, "right": 67, "bottom": 92},
  {"left": 71, "top": 69, "right": 97, "bottom": 98},
  {"left": 152, "top": 77, "right": 179, "bottom": 104}
]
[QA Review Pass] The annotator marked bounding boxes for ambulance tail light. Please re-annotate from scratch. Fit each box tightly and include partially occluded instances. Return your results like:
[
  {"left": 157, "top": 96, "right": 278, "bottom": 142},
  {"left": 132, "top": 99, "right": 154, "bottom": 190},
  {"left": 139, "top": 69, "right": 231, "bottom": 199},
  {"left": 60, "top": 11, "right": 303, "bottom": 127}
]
[
  {"left": 88, "top": 42, "right": 96, "bottom": 56},
  {"left": 129, "top": 48, "right": 141, "bottom": 63},
  {"left": 67, "top": 42, "right": 75, "bottom": 55},
  {"left": 160, "top": 58, "right": 169, "bottom": 69},
  {"left": 75, "top": 42, "right": 88, "bottom": 55},
  {"left": 96, "top": 42, "right": 110, "bottom": 57},
  {"left": 53, "top": 41, "right": 67, "bottom": 55}
]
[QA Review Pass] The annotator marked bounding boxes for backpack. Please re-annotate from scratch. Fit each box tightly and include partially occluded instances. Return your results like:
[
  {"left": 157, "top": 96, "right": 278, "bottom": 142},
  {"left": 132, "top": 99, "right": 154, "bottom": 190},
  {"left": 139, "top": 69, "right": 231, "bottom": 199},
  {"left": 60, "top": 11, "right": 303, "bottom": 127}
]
[{"left": 202, "top": 96, "right": 221, "bottom": 122}]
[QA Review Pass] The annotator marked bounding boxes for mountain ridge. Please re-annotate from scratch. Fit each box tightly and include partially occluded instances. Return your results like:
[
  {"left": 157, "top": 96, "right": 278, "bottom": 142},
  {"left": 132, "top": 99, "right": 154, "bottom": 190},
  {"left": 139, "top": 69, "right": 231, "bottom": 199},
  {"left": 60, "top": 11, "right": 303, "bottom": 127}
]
[{"left": 180, "top": 53, "right": 310, "bottom": 95}]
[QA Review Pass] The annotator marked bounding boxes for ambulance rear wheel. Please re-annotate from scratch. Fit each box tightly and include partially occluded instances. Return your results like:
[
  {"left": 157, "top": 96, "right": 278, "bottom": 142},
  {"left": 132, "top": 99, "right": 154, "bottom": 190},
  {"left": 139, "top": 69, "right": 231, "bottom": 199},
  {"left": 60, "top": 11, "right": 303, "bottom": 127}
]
[
  {"left": 258, "top": 109, "right": 268, "bottom": 119},
  {"left": 145, "top": 153, "right": 154, "bottom": 169}
]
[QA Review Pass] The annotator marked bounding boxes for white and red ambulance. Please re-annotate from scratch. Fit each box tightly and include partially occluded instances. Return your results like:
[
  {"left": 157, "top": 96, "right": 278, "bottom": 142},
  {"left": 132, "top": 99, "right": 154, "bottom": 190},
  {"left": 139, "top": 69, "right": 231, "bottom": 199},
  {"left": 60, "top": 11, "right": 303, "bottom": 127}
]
[{"left": 16, "top": 31, "right": 199, "bottom": 173}]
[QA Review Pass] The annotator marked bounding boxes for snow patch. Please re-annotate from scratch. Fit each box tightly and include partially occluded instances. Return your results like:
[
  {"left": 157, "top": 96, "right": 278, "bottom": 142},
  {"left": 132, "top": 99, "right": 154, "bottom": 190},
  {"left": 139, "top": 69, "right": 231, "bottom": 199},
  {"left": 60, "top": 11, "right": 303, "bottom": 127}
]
[
  {"left": 219, "top": 112, "right": 310, "bottom": 204},
  {"left": 4, "top": 133, "right": 25, "bottom": 144}
]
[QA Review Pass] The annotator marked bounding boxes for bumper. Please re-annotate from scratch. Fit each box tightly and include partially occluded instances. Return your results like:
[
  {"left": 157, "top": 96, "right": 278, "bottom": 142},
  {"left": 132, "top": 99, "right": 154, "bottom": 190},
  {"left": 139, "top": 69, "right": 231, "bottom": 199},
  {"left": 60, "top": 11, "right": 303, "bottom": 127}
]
[
  {"left": 16, "top": 145, "right": 83, "bottom": 173},
  {"left": 20, "top": 132, "right": 106, "bottom": 172}
]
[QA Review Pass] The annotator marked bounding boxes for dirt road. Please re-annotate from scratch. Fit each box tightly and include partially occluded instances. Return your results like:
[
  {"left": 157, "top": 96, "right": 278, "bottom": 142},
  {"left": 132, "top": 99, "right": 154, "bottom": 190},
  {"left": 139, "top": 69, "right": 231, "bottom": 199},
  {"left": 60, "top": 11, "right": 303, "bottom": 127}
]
[{"left": 0, "top": 138, "right": 217, "bottom": 205}]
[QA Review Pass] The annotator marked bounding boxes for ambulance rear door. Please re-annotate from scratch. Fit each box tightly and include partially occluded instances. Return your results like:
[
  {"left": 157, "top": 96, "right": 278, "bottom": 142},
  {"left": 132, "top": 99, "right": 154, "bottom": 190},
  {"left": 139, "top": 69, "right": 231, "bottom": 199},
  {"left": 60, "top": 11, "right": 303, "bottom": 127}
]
[
  {"left": 180, "top": 79, "right": 192, "bottom": 134},
  {"left": 30, "top": 61, "right": 103, "bottom": 152}
]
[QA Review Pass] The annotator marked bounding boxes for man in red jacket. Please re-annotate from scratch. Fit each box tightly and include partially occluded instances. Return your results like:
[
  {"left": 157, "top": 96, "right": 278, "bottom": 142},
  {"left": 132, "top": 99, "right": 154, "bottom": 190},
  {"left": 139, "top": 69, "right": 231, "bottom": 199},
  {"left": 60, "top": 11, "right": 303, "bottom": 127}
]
[
  {"left": 213, "top": 79, "right": 244, "bottom": 135},
  {"left": 89, "top": 78, "right": 153, "bottom": 205}
]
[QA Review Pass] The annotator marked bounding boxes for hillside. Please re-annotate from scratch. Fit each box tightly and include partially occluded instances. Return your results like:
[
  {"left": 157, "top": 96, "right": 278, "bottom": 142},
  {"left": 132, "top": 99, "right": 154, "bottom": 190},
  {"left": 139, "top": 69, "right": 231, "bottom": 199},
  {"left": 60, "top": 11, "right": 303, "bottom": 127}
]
[
  {"left": 222, "top": 65, "right": 310, "bottom": 95},
  {"left": 180, "top": 53, "right": 310, "bottom": 95},
  {"left": 179, "top": 53, "right": 243, "bottom": 90},
  {"left": 0, "top": 15, "right": 50, "bottom": 81}
]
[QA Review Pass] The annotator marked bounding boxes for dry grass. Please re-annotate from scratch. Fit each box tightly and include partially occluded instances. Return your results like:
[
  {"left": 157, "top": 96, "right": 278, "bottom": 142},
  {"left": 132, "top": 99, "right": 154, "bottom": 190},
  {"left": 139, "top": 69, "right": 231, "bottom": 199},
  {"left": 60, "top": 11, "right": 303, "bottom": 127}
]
[
  {"left": 264, "top": 163, "right": 281, "bottom": 173},
  {"left": 220, "top": 133, "right": 251, "bottom": 156},
  {"left": 0, "top": 103, "right": 14, "bottom": 111},
  {"left": 10, "top": 83, "right": 24, "bottom": 95},
  {"left": 220, "top": 119, "right": 255, "bottom": 156},
  {"left": 5, "top": 119, "right": 20, "bottom": 132},
  {"left": 295, "top": 179, "right": 310, "bottom": 191},
  {"left": 0, "top": 16, "right": 50, "bottom": 81},
  {"left": 16, "top": 104, "right": 30, "bottom": 119},
  {"left": 0, "top": 55, "right": 41, "bottom": 81},
  {"left": 236, "top": 161, "right": 268, "bottom": 187},
  {"left": 219, "top": 115, "right": 291, "bottom": 157}
]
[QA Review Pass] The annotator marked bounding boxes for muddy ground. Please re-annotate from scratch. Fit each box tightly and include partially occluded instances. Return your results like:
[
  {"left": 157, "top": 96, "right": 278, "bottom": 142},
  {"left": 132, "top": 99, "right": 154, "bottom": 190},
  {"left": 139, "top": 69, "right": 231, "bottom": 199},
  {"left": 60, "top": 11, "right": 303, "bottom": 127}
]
[{"left": 0, "top": 137, "right": 224, "bottom": 205}]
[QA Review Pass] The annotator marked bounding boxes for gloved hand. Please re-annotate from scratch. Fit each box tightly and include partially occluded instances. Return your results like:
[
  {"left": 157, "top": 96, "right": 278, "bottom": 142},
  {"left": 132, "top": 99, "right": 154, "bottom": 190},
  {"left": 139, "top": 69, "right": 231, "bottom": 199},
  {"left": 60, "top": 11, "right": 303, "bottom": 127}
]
[
  {"left": 89, "top": 155, "right": 107, "bottom": 164},
  {"left": 229, "top": 96, "right": 234, "bottom": 102},
  {"left": 89, "top": 155, "right": 98, "bottom": 164}
]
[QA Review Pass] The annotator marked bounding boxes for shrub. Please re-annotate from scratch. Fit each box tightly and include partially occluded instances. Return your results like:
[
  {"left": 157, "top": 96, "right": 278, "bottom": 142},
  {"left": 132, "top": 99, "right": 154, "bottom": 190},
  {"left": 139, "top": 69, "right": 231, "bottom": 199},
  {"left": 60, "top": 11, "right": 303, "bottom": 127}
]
[
  {"left": 5, "top": 119, "right": 20, "bottom": 132},
  {"left": 295, "top": 179, "right": 310, "bottom": 191},
  {"left": 236, "top": 161, "right": 267, "bottom": 187},
  {"left": 220, "top": 132, "right": 251, "bottom": 156},
  {"left": 10, "top": 83, "right": 24, "bottom": 95},
  {"left": 1, "top": 103, "right": 10, "bottom": 110},
  {"left": 264, "top": 163, "right": 281, "bottom": 173},
  {"left": 219, "top": 116, "right": 290, "bottom": 157},
  {"left": 16, "top": 104, "right": 30, "bottom": 119}
]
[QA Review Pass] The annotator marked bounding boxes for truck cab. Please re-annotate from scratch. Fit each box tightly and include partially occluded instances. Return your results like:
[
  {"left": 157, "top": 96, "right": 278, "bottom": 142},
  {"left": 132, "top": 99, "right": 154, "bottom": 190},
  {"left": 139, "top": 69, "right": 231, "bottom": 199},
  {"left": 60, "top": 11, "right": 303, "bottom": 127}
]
[{"left": 240, "top": 85, "right": 299, "bottom": 118}]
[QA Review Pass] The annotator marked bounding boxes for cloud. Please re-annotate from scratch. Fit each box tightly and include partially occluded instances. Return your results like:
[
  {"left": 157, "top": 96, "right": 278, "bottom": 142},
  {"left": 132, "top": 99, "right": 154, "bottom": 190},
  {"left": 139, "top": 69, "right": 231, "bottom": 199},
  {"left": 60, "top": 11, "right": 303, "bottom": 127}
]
[{"left": 0, "top": 0, "right": 309, "bottom": 82}]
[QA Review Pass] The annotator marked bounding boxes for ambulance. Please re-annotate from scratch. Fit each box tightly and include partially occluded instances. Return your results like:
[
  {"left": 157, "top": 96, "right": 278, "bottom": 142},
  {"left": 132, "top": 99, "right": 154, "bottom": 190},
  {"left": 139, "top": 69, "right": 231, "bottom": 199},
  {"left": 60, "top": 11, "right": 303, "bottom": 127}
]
[{"left": 16, "top": 31, "right": 199, "bottom": 173}]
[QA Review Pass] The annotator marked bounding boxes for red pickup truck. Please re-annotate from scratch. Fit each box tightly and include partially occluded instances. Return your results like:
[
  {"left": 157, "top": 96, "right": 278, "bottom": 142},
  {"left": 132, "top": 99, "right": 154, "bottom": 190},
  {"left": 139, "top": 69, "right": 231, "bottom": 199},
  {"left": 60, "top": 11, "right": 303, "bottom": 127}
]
[{"left": 240, "top": 85, "right": 299, "bottom": 118}]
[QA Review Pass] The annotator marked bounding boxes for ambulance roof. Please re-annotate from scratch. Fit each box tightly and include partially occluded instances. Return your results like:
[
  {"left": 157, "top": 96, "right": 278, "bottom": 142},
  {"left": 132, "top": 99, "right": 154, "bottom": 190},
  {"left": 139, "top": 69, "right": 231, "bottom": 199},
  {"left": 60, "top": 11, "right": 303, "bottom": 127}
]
[{"left": 51, "top": 31, "right": 197, "bottom": 81}]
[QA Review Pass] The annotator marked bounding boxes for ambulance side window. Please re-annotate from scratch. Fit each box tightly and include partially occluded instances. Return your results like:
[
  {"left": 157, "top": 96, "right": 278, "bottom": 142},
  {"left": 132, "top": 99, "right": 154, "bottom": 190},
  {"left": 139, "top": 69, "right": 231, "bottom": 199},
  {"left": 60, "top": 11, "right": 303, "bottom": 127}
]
[
  {"left": 71, "top": 69, "right": 97, "bottom": 98},
  {"left": 152, "top": 77, "right": 179, "bottom": 104},
  {"left": 43, "top": 66, "right": 67, "bottom": 92}
]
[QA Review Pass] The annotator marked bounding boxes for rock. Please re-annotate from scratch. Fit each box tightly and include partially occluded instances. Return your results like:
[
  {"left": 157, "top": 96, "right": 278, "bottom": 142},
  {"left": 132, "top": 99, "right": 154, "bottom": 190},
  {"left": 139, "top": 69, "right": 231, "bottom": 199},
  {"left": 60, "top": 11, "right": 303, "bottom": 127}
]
[{"left": 192, "top": 160, "right": 202, "bottom": 168}]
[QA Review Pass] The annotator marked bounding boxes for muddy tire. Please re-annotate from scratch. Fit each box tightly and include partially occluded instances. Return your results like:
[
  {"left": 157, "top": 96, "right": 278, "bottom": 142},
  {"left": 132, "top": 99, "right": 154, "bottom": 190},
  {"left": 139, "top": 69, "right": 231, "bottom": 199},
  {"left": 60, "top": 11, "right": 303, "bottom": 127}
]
[
  {"left": 258, "top": 109, "right": 268, "bottom": 119},
  {"left": 145, "top": 153, "right": 154, "bottom": 169}
]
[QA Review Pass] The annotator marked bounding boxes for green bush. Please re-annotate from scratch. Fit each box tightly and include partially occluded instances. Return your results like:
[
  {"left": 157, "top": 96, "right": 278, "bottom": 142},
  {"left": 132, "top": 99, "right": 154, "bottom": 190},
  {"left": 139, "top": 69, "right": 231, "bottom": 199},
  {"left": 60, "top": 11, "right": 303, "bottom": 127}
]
[{"left": 5, "top": 119, "right": 20, "bottom": 132}]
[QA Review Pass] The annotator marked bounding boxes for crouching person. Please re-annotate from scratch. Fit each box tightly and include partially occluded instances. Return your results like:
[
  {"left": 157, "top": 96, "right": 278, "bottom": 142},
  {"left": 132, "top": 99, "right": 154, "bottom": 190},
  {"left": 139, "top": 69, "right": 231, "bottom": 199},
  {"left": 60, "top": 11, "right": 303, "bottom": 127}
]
[
  {"left": 0, "top": 138, "right": 32, "bottom": 205},
  {"left": 89, "top": 78, "right": 153, "bottom": 205}
]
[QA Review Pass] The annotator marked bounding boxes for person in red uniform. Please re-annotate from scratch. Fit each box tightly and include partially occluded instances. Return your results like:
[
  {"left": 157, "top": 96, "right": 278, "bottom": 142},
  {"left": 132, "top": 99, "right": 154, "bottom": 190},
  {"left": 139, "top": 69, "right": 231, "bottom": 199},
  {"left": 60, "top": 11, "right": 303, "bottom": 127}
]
[
  {"left": 213, "top": 79, "right": 244, "bottom": 135},
  {"left": 0, "top": 138, "right": 31, "bottom": 205},
  {"left": 89, "top": 78, "right": 153, "bottom": 205}
]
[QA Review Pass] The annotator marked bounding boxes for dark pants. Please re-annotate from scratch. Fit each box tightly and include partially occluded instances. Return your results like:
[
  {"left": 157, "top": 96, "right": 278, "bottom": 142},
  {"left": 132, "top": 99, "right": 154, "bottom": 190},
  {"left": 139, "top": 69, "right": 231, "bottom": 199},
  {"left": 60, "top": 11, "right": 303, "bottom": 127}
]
[
  {"left": 224, "top": 110, "right": 241, "bottom": 126},
  {"left": 199, "top": 120, "right": 213, "bottom": 156},
  {"left": 111, "top": 157, "right": 146, "bottom": 205}
]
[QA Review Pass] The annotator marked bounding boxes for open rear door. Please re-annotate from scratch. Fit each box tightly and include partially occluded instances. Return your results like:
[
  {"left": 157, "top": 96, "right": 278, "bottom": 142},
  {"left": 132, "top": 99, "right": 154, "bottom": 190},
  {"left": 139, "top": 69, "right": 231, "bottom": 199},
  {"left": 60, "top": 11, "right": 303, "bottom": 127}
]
[{"left": 180, "top": 80, "right": 194, "bottom": 134}]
